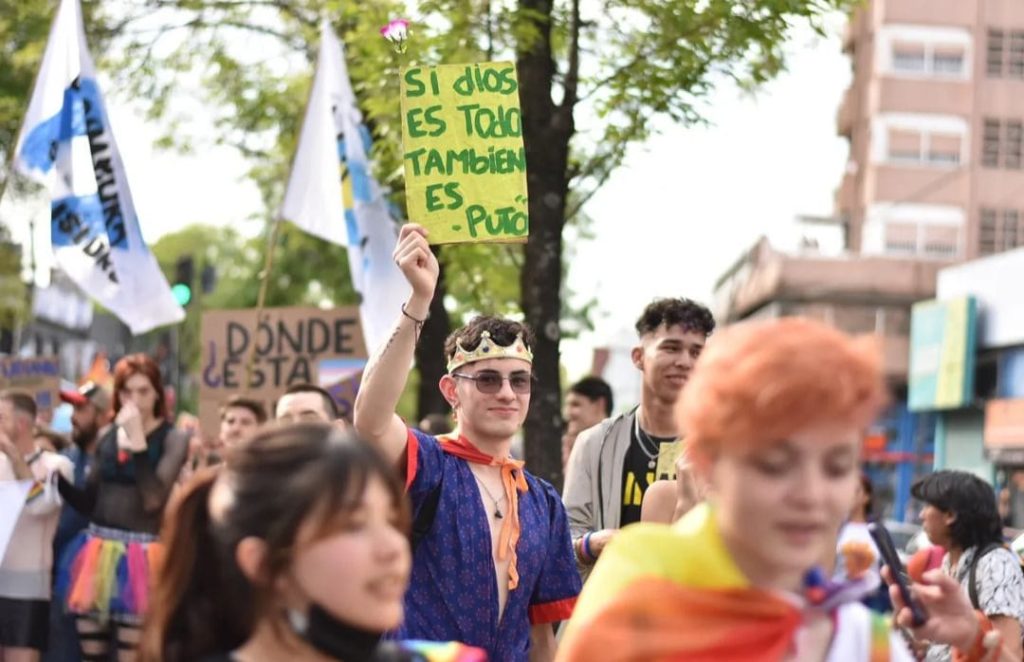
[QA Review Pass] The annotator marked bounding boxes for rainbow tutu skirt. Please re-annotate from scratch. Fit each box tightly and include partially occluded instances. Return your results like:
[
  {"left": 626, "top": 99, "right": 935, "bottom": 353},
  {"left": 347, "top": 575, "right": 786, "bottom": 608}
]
[{"left": 55, "top": 525, "right": 163, "bottom": 623}]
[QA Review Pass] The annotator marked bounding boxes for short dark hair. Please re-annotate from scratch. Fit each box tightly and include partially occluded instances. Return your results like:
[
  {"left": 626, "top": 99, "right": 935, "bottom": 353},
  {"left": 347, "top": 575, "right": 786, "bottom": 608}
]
[
  {"left": 220, "top": 396, "right": 268, "bottom": 424},
  {"left": 635, "top": 298, "right": 715, "bottom": 338},
  {"left": 281, "top": 383, "right": 339, "bottom": 420},
  {"left": 911, "top": 470, "right": 1003, "bottom": 551},
  {"left": 569, "top": 376, "right": 613, "bottom": 416},
  {"left": 444, "top": 316, "right": 536, "bottom": 371},
  {"left": 34, "top": 426, "right": 70, "bottom": 451},
  {"left": 0, "top": 390, "right": 38, "bottom": 421}
]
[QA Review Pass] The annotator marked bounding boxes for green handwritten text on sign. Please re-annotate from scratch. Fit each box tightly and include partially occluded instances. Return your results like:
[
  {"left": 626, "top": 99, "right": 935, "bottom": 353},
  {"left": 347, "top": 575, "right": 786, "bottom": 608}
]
[{"left": 400, "top": 62, "right": 529, "bottom": 245}]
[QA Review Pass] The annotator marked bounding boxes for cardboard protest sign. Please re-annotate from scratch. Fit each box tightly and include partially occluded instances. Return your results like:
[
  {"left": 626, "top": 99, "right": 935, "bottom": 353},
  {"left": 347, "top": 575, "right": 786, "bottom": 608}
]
[
  {"left": 199, "top": 307, "right": 367, "bottom": 439},
  {"left": 400, "top": 62, "right": 529, "bottom": 245},
  {"left": 0, "top": 356, "right": 61, "bottom": 418}
]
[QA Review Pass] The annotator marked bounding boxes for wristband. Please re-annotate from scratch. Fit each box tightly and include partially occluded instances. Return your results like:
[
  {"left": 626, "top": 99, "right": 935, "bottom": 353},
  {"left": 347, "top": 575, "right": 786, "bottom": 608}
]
[
  {"left": 401, "top": 303, "right": 427, "bottom": 325},
  {"left": 952, "top": 610, "right": 1000, "bottom": 662},
  {"left": 582, "top": 532, "right": 595, "bottom": 563}
]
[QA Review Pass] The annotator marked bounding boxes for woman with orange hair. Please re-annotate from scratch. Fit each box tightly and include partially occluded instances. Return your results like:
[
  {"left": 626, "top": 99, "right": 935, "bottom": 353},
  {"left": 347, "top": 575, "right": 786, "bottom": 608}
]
[
  {"left": 557, "top": 318, "right": 995, "bottom": 662},
  {"left": 56, "top": 353, "right": 188, "bottom": 661}
]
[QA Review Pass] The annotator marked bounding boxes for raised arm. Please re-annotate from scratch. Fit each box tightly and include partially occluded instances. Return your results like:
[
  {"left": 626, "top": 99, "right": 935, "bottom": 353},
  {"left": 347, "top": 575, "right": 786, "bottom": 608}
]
[{"left": 354, "top": 224, "right": 439, "bottom": 466}]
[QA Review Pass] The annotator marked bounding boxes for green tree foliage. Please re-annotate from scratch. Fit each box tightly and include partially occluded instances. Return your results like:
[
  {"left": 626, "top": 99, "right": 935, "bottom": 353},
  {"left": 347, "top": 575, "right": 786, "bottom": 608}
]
[{"left": 2, "top": 0, "right": 854, "bottom": 484}]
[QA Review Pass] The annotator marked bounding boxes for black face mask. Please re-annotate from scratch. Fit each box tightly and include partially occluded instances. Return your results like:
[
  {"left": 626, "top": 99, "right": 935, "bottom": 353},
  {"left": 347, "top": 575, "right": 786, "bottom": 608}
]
[{"left": 287, "top": 603, "right": 384, "bottom": 662}]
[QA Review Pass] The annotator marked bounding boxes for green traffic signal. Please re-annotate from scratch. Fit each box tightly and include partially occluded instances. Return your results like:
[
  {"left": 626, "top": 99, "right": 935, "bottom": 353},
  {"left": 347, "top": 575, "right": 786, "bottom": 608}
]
[{"left": 171, "top": 283, "right": 192, "bottom": 306}]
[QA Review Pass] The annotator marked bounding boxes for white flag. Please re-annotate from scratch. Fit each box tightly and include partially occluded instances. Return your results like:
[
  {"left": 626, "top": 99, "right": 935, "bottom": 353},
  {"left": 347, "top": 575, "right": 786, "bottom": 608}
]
[
  {"left": 13, "top": 0, "right": 184, "bottom": 335},
  {"left": 280, "top": 22, "right": 411, "bottom": 352}
]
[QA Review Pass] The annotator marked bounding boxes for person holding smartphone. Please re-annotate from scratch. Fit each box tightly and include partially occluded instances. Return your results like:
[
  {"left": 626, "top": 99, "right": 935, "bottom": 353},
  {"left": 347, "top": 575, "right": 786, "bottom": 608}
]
[
  {"left": 910, "top": 471, "right": 1024, "bottom": 661},
  {"left": 560, "top": 318, "right": 916, "bottom": 661}
]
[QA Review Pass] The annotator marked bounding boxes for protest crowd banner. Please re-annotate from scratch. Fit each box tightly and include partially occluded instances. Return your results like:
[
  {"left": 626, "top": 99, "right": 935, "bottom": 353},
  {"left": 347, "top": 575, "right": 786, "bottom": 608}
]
[
  {"left": 0, "top": 356, "right": 61, "bottom": 419},
  {"left": 401, "top": 62, "right": 530, "bottom": 245},
  {"left": 199, "top": 306, "right": 367, "bottom": 437}
]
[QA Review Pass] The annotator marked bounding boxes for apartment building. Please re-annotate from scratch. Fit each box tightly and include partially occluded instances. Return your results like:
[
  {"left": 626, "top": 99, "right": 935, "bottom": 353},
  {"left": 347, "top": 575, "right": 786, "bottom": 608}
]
[{"left": 837, "top": 0, "right": 1024, "bottom": 260}]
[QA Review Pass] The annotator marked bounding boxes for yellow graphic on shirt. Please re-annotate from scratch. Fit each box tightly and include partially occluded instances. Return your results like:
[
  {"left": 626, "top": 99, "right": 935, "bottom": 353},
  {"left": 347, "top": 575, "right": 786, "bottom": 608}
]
[
  {"left": 623, "top": 441, "right": 684, "bottom": 506},
  {"left": 655, "top": 440, "right": 683, "bottom": 480},
  {"left": 624, "top": 470, "right": 657, "bottom": 506}
]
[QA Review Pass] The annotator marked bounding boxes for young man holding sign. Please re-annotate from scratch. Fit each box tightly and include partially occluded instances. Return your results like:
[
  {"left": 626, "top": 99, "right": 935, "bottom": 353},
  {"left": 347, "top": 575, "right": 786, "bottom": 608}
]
[{"left": 354, "top": 224, "right": 580, "bottom": 662}]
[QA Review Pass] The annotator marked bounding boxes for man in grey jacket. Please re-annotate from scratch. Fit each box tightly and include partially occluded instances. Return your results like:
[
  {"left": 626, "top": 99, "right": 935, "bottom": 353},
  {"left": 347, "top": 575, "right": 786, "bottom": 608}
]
[{"left": 562, "top": 298, "right": 714, "bottom": 579}]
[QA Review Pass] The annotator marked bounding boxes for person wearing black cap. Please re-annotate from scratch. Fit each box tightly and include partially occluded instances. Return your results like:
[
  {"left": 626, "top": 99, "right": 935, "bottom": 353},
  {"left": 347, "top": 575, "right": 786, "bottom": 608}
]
[{"left": 45, "top": 382, "right": 112, "bottom": 662}]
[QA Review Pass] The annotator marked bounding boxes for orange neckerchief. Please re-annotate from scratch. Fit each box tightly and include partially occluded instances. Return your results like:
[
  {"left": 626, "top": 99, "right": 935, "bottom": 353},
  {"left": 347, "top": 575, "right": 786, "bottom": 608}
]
[
  {"left": 438, "top": 435, "right": 529, "bottom": 590},
  {"left": 557, "top": 577, "right": 801, "bottom": 662}
]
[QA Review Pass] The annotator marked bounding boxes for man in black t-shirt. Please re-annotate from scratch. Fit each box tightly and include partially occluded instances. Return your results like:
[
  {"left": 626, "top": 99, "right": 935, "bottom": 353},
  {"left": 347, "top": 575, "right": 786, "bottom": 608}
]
[{"left": 562, "top": 298, "right": 715, "bottom": 579}]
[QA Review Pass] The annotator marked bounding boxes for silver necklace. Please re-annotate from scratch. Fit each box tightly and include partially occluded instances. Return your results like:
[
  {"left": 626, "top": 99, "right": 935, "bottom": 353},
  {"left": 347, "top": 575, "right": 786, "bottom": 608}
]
[
  {"left": 471, "top": 471, "right": 506, "bottom": 519},
  {"left": 634, "top": 416, "right": 675, "bottom": 470}
]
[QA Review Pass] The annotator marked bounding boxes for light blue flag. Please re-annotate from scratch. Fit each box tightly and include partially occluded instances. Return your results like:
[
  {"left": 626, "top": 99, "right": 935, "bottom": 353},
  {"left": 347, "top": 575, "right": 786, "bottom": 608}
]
[{"left": 14, "top": 0, "right": 184, "bottom": 334}]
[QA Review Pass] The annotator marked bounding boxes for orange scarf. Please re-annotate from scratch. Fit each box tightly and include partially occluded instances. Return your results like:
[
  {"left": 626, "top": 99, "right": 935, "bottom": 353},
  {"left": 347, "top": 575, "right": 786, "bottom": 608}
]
[
  {"left": 438, "top": 435, "right": 528, "bottom": 590},
  {"left": 558, "top": 577, "right": 801, "bottom": 662}
]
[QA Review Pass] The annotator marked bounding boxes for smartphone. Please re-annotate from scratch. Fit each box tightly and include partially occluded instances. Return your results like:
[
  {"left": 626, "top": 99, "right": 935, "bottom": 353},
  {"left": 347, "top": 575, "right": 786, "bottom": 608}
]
[{"left": 868, "top": 521, "right": 928, "bottom": 627}]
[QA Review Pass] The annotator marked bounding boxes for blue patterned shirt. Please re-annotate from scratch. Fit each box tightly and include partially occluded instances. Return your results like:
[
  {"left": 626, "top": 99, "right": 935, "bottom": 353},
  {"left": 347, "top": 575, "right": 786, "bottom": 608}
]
[{"left": 393, "top": 429, "right": 580, "bottom": 661}]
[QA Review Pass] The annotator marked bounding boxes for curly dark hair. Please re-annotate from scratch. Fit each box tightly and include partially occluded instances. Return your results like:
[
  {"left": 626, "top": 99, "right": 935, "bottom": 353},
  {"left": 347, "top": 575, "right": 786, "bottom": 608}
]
[
  {"left": 635, "top": 298, "right": 715, "bottom": 338},
  {"left": 911, "top": 470, "right": 1003, "bottom": 551},
  {"left": 444, "top": 316, "right": 536, "bottom": 370}
]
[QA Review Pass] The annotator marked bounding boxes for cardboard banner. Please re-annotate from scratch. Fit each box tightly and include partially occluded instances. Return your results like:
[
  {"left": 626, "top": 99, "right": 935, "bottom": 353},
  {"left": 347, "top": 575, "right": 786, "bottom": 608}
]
[
  {"left": 199, "top": 306, "right": 367, "bottom": 440},
  {"left": 400, "top": 62, "right": 529, "bottom": 245},
  {"left": 0, "top": 356, "right": 61, "bottom": 419}
]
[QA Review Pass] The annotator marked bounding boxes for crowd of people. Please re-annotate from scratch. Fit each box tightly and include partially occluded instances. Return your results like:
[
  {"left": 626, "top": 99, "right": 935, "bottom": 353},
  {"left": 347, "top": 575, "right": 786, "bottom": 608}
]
[{"left": 0, "top": 222, "right": 1022, "bottom": 661}]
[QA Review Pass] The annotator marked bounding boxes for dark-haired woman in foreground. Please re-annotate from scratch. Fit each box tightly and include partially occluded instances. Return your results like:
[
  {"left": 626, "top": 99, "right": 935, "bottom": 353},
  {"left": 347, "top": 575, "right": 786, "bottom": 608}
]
[{"left": 141, "top": 423, "right": 484, "bottom": 662}]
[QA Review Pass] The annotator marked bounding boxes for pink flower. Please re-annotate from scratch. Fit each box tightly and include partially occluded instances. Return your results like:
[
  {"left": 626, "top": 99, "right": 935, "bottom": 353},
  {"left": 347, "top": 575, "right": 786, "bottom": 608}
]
[{"left": 380, "top": 18, "right": 409, "bottom": 53}]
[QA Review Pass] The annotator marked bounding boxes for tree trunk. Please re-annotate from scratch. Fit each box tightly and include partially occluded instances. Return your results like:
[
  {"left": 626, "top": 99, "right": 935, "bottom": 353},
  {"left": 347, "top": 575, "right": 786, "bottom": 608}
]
[
  {"left": 415, "top": 248, "right": 452, "bottom": 420},
  {"left": 516, "top": 0, "right": 574, "bottom": 489}
]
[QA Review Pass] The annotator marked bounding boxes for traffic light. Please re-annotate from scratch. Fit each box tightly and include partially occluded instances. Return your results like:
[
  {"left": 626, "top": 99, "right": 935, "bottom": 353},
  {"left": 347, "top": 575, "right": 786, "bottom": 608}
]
[{"left": 172, "top": 255, "right": 194, "bottom": 306}]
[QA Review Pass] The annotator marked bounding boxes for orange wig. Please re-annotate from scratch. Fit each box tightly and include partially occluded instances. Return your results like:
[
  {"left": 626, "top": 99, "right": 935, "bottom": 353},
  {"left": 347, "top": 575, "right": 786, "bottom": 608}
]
[{"left": 679, "top": 317, "right": 887, "bottom": 456}]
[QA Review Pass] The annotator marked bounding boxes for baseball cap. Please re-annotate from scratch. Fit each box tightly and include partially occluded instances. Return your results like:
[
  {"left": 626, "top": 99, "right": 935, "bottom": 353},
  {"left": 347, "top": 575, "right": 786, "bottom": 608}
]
[{"left": 60, "top": 381, "right": 112, "bottom": 413}]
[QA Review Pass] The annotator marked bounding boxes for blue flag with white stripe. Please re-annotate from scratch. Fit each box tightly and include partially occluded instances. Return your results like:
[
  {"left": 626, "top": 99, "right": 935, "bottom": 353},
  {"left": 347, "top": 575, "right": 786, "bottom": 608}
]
[{"left": 14, "top": 0, "right": 184, "bottom": 334}]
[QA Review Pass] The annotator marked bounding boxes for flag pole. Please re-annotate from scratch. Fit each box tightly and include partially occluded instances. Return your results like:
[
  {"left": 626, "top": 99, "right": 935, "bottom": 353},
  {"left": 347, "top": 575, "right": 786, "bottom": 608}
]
[
  {"left": 243, "top": 215, "right": 284, "bottom": 394},
  {"left": 242, "top": 21, "right": 327, "bottom": 394}
]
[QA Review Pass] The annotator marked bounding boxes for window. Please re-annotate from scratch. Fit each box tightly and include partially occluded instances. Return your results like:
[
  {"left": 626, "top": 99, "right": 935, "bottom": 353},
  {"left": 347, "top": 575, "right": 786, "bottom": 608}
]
[
  {"left": 889, "top": 129, "right": 922, "bottom": 162},
  {"left": 888, "top": 39, "right": 966, "bottom": 77},
  {"left": 893, "top": 44, "right": 927, "bottom": 72},
  {"left": 1011, "top": 32, "right": 1024, "bottom": 77},
  {"left": 988, "top": 29, "right": 1005, "bottom": 76},
  {"left": 979, "top": 207, "right": 1024, "bottom": 255},
  {"left": 987, "top": 28, "right": 1024, "bottom": 79},
  {"left": 884, "top": 126, "right": 962, "bottom": 167},
  {"left": 928, "top": 134, "right": 962, "bottom": 165},
  {"left": 884, "top": 222, "right": 918, "bottom": 255},
  {"left": 922, "top": 226, "right": 959, "bottom": 257},
  {"left": 983, "top": 119, "right": 1002, "bottom": 167},
  {"left": 1004, "top": 209, "right": 1019, "bottom": 247},
  {"left": 980, "top": 208, "right": 998, "bottom": 254},
  {"left": 933, "top": 49, "right": 965, "bottom": 74},
  {"left": 1008, "top": 121, "right": 1024, "bottom": 169}
]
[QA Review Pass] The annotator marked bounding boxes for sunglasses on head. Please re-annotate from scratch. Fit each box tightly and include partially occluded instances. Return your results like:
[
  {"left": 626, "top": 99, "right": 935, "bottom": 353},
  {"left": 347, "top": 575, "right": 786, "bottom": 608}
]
[{"left": 451, "top": 370, "right": 533, "bottom": 394}]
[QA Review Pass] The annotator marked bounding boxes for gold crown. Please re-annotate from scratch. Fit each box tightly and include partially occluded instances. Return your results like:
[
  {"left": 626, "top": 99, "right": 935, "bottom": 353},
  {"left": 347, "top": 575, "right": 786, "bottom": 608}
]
[{"left": 447, "top": 331, "right": 534, "bottom": 372}]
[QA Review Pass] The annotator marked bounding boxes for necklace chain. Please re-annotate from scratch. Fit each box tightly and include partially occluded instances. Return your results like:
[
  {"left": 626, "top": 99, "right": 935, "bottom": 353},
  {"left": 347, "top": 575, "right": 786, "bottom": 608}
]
[
  {"left": 634, "top": 416, "right": 668, "bottom": 461},
  {"left": 470, "top": 470, "right": 506, "bottom": 519}
]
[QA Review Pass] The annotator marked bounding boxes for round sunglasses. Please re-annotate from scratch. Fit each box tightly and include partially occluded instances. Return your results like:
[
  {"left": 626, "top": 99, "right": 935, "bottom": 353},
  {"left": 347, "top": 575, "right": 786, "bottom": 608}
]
[{"left": 451, "top": 370, "right": 533, "bottom": 394}]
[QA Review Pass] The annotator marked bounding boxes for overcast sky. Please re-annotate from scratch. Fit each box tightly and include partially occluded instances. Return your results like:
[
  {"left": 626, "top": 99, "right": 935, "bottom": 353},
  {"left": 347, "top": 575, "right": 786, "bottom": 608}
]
[{"left": 3, "top": 15, "right": 851, "bottom": 380}]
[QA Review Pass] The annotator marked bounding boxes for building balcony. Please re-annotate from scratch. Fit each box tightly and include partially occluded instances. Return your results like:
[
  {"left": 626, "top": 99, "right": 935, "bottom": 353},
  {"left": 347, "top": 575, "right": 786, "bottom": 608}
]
[
  {"left": 837, "top": 87, "right": 855, "bottom": 138},
  {"left": 877, "top": 77, "right": 972, "bottom": 118},
  {"left": 836, "top": 171, "right": 858, "bottom": 212},
  {"left": 882, "top": 0, "right": 975, "bottom": 28},
  {"left": 872, "top": 165, "right": 970, "bottom": 207}
]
